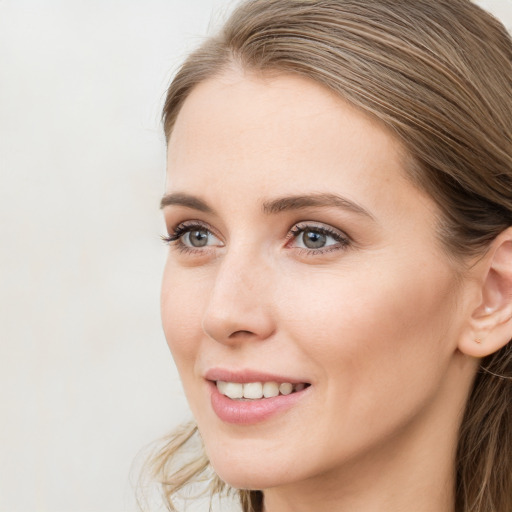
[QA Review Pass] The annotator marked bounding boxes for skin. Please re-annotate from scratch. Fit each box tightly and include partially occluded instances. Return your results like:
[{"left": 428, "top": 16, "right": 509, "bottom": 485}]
[{"left": 160, "top": 68, "right": 481, "bottom": 512}]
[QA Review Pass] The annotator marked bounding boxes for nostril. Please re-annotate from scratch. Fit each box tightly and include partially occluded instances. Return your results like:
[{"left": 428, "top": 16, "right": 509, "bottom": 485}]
[{"left": 228, "top": 330, "right": 255, "bottom": 338}]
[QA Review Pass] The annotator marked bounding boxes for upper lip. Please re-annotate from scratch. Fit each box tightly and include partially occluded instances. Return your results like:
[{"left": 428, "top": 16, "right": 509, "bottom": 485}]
[{"left": 204, "top": 368, "right": 310, "bottom": 384}]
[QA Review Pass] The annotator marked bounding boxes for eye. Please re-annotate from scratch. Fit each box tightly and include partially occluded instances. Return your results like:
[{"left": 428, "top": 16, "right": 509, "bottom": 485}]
[
  {"left": 163, "top": 222, "right": 223, "bottom": 250},
  {"left": 288, "top": 223, "right": 349, "bottom": 252},
  {"left": 182, "top": 227, "right": 215, "bottom": 248},
  {"left": 295, "top": 229, "right": 331, "bottom": 249}
]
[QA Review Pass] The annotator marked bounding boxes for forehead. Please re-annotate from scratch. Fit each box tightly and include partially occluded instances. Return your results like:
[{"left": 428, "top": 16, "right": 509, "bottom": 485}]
[
  {"left": 169, "top": 68, "right": 401, "bottom": 159},
  {"left": 166, "top": 69, "right": 434, "bottom": 219}
]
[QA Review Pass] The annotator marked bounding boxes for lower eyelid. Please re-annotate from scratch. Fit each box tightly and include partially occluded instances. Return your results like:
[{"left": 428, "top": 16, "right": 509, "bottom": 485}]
[{"left": 294, "top": 245, "right": 346, "bottom": 257}]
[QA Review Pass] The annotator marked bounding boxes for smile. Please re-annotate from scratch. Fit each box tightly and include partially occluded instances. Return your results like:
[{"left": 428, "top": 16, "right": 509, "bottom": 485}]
[{"left": 216, "top": 381, "right": 309, "bottom": 400}]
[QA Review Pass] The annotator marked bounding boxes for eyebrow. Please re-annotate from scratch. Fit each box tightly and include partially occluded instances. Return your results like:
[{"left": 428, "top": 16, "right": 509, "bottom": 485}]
[
  {"left": 160, "top": 192, "right": 374, "bottom": 219},
  {"left": 262, "top": 193, "right": 374, "bottom": 219},
  {"left": 160, "top": 192, "right": 214, "bottom": 213}
]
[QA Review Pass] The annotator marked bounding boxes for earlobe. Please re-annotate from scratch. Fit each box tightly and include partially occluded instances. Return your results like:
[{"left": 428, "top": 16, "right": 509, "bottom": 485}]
[{"left": 458, "top": 227, "right": 512, "bottom": 358}]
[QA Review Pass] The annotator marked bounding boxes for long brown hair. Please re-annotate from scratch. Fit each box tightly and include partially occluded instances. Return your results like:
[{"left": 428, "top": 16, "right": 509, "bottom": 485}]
[{"left": 149, "top": 1, "right": 512, "bottom": 511}]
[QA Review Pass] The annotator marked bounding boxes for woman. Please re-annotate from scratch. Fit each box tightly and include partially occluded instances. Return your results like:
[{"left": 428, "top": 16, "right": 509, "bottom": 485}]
[{"left": 150, "top": 1, "right": 512, "bottom": 511}]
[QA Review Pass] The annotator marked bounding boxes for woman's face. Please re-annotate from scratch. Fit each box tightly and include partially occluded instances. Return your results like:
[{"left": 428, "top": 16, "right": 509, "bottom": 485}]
[{"left": 161, "top": 70, "right": 474, "bottom": 491}]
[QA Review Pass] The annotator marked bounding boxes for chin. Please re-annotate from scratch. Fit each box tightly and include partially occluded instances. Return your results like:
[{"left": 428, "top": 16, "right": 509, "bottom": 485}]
[
  {"left": 204, "top": 442, "right": 308, "bottom": 491},
  {"left": 212, "top": 464, "right": 287, "bottom": 491}
]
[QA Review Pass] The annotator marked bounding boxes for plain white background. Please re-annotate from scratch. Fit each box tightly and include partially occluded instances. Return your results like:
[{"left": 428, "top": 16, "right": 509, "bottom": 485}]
[{"left": 0, "top": 1, "right": 510, "bottom": 511}]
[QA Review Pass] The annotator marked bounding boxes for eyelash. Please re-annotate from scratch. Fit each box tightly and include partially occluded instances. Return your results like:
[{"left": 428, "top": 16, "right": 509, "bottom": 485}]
[
  {"left": 161, "top": 221, "right": 216, "bottom": 255},
  {"left": 288, "top": 222, "right": 350, "bottom": 255},
  {"left": 162, "top": 221, "right": 351, "bottom": 255}
]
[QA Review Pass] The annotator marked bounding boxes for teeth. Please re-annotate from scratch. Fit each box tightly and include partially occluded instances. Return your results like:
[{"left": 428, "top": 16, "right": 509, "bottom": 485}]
[
  {"left": 216, "top": 381, "right": 307, "bottom": 400},
  {"left": 263, "top": 381, "right": 279, "bottom": 398},
  {"left": 216, "top": 381, "right": 228, "bottom": 395},
  {"left": 223, "top": 382, "right": 243, "bottom": 399},
  {"left": 279, "top": 382, "right": 293, "bottom": 395},
  {"left": 243, "top": 382, "right": 263, "bottom": 399}
]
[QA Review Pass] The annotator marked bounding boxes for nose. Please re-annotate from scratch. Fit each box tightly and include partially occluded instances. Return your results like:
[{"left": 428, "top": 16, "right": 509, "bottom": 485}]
[{"left": 202, "top": 249, "right": 275, "bottom": 345}]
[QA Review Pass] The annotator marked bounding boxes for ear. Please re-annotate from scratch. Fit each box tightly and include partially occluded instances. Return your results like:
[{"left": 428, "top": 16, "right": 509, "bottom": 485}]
[{"left": 458, "top": 227, "right": 512, "bottom": 358}]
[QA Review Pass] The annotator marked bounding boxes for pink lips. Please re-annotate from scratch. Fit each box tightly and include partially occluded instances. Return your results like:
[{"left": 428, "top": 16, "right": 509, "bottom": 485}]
[{"left": 205, "top": 368, "right": 311, "bottom": 425}]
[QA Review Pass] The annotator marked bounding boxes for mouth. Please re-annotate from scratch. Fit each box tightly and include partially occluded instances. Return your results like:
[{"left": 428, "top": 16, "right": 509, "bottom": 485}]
[
  {"left": 204, "top": 369, "right": 312, "bottom": 424},
  {"left": 215, "top": 380, "right": 310, "bottom": 400}
]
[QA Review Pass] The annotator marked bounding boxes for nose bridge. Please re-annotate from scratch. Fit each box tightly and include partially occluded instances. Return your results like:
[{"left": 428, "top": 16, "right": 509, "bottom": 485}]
[{"left": 202, "top": 245, "right": 274, "bottom": 343}]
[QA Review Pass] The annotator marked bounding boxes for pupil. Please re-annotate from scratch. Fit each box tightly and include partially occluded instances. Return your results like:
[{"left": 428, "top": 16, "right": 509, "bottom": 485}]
[
  {"left": 190, "top": 229, "right": 208, "bottom": 247},
  {"left": 304, "top": 230, "right": 326, "bottom": 249}
]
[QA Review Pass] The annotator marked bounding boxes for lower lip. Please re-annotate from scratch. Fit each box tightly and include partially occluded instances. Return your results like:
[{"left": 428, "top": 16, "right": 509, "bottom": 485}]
[{"left": 209, "top": 381, "right": 310, "bottom": 425}]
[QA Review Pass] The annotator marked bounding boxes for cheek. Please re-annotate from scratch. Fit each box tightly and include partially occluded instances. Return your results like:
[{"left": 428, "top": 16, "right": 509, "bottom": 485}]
[
  {"left": 267, "top": 258, "right": 461, "bottom": 470},
  {"left": 160, "top": 261, "right": 208, "bottom": 367},
  {"left": 280, "top": 257, "right": 458, "bottom": 405}
]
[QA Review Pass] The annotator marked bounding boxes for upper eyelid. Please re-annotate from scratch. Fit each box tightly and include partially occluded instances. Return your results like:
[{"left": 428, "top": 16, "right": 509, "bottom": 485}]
[
  {"left": 167, "top": 219, "right": 217, "bottom": 235},
  {"left": 169, "top": 220, "right": 346, "bottom": 233},
  {"left": 290, "top": 222, "right": 350, "bottom": 239}
]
